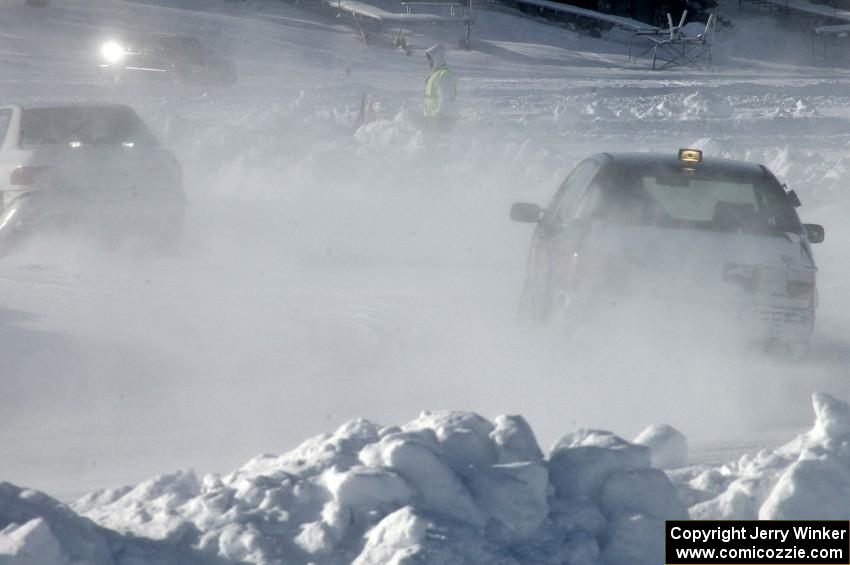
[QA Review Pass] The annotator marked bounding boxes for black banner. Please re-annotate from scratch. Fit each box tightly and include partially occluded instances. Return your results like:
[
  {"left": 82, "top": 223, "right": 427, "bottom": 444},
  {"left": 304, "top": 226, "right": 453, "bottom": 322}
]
[{"left": 666, "top": 521, "right": 850, "bottom": 564}]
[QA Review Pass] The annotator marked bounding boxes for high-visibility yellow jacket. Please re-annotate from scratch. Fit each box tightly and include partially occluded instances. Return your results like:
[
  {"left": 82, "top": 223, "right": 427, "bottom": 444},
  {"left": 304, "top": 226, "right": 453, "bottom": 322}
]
[{"left": 424, "top": 65, "right": 457, "bottom": 118}]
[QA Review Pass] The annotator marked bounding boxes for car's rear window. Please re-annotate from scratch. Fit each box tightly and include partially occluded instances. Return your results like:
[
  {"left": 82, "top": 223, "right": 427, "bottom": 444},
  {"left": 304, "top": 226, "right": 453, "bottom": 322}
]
[
  {"left": 587, "top": 164, "right": 802, "bottom": 235},
  {"left": 19, "top": 106, "right": 157, "bottom": 147}
]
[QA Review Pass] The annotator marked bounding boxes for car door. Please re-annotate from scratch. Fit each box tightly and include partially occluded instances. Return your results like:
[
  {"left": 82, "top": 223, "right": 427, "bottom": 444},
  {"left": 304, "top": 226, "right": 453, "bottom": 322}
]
[
  {"left": 522, "top": 157, "right": 604, "bottom": 320},
  {"left": 0, "top": 107, "right": 16, "bottom": 199}
]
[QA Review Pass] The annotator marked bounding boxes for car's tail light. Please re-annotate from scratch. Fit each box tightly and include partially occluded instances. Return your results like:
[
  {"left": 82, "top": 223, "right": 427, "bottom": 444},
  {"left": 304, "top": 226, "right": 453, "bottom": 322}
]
[{"left": 10, "top": 166, "right": 51, "bottom": 186}]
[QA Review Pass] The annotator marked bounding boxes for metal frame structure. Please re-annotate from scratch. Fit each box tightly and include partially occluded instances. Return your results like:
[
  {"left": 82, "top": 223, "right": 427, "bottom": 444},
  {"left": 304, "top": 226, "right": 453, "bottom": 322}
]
[{"left": 630, "top": 12, "right": 716, "bottom": 70}]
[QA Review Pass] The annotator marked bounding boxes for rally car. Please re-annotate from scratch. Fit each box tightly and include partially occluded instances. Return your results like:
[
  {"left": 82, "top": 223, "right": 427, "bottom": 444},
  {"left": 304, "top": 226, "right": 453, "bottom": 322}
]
[
  {"left": 0, "top": 103, "right": 185, "bottom": 251},
  {"left": 97, "top": 34, "right": 238, "bottom": 86},
  {"left": 510, "top": 149, "right": 824, "bottom": 356}
]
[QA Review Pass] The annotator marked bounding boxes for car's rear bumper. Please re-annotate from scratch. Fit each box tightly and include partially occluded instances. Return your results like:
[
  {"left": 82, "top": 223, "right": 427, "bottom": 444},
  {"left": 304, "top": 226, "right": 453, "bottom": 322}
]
[{"left": 0, "top": 191, "right": 184, "bottom": 238}]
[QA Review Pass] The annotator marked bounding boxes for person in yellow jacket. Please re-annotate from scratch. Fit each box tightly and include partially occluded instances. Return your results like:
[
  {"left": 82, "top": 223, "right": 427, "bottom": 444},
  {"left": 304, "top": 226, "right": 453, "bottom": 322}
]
[{"left": 423, "top": 44, "right": 457, "bottom": 130}]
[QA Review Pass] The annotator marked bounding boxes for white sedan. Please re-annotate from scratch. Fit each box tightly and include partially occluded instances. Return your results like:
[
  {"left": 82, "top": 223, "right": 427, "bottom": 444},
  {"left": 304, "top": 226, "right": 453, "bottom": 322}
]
[{"left": 0, "top": 103, "right": 184, "bottom": 251}]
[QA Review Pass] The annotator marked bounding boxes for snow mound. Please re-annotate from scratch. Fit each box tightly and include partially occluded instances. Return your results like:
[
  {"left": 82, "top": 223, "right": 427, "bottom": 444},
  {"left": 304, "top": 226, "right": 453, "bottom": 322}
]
[
  {"left": 635, "top": 98, "right": 683, "bottom": 120},
  {"left": 0, "top": 518, "right": 70, "bottom": 565},
  {"left": 671, "top": 393, "right": 850, "bottom": 521},
  {"left": 770, "top": 97, "right": 820, "bottom": 119},
  {"left": 12, "top": 397, "right": 850, "bottom": 563},
  {"left": 681, "top": 92, "right": 734, "bottom": 120},
  {"left": 0, "top": 483, "right": 222, "bottom": 565},
  {"left": 634, "top": 424, "right": 688, "bottom": 469},
  {"left": 64, "top": 411, "right": 688, "bottom": 564},
  {"left": 631, "top": 92, "right": 733, "bottom": 121},
  {"left": 581, "top": 100, "right": 616, "bottom": 121}
]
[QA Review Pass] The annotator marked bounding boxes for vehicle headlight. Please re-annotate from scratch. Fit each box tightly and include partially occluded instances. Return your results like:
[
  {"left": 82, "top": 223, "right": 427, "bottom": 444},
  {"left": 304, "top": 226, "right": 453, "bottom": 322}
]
[
  {"left": 786, "top": 268, "right": 815, "bottom": 300},
  {"left": 100, "top": 41, "right": 126, "bottom": 63}
]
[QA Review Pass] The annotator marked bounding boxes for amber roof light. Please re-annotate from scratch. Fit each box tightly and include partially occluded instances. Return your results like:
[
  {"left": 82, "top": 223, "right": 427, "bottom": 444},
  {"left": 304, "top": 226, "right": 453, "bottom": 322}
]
[{"left": 678, "top": 148, "right": 703, "bottom": 163}]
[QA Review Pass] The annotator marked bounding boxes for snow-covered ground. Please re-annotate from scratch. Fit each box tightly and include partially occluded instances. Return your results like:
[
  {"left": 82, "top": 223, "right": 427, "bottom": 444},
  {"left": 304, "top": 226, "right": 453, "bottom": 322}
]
[{"left": 2, "top": 0, "right": 850, "bottom": 561}]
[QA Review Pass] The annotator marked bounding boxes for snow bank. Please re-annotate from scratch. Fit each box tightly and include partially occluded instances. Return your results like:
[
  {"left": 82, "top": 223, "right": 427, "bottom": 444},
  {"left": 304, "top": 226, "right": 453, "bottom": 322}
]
[
  {"left": 0, "top": 483, "right": 222, "bottom": 565},
  {"left": 64, "top": 411, "right": 688, "bottom": 564},
  {"left": 628, "top": 91, "right": 735, "bottom": 121},
  {"left": 670, "top": 393, "right": 850, "bottom": 521},
  {"left": 8, "top": 396, "right": 850, "bottom": 564}
]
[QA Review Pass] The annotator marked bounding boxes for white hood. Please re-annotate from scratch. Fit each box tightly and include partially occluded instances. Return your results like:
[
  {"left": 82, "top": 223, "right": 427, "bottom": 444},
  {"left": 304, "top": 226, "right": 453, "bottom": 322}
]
[{"left": 425, "top": 44, "right": 447, "bottom": 70}]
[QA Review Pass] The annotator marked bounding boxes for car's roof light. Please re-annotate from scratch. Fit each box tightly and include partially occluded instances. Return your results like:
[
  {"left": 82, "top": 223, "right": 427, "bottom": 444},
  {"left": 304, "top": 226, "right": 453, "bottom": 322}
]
[{"left": 679, "top": 148, "right": 702, "bottom": 163}]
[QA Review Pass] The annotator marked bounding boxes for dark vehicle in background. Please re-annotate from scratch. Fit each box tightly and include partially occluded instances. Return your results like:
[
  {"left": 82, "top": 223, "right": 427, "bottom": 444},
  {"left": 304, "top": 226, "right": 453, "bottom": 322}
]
[
  {"left": 510, "top": 149, "right": 824, "bottom": 356},
  {"left": 97, "top": 34, "right": 238, "bottom": 86},
  {"left": 0, "top": 103, "right": 185, "bottom": 251}
]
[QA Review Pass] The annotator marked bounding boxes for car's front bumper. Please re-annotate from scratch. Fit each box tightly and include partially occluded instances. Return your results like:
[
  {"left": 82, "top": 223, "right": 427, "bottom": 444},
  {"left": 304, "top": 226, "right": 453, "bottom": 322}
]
[{"left": 567, "top": 291, "right": 815, "bottom": 344}]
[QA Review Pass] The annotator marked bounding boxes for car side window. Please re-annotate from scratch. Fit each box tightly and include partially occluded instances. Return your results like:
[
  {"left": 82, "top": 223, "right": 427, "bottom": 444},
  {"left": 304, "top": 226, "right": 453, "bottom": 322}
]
[
  {"left": 546, "top": 159, "right": 601, "bottom": 227},
  {"left": 0, "top": 109, "right": 12, "bottom": 147}
]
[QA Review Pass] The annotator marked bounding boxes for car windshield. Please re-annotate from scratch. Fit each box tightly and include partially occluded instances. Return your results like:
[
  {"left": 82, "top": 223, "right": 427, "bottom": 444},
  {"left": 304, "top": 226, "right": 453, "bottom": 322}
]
[
  {"left": 588, "top": 163, "right": 802, "bottom": 236},
  {"left": 20, "top": 106, "right": 157, "bottom": 147}
]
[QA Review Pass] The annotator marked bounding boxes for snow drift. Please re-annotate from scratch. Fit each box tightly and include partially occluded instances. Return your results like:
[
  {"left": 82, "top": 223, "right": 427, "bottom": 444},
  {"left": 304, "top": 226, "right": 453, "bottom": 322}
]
[
  {"left": 3, "top": 393, "right": 850, "bottom": 564},
  {"left": 670, "top": 392, "right": 850, "bottom": 521}
]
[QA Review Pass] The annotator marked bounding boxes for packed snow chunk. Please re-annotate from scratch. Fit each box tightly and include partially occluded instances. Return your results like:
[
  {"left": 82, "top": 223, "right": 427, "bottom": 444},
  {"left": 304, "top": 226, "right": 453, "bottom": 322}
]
[
  {"left": 760, "top": 454, "right": 850, "bottom": 520},
  {"left": 634, "top": 424, "right": 688, "bottom": 469},
  {"left": 581, "top": 100, "right": 615, "bottom": 121},
  {"left": 793, "top": 98, "right": 819, "bottom": 117},
  {"left": 490, "top": 415, "right": 544, "bottom": 464},
  {"left": 549, "top": 497, "right": 607, "bottom": 537},
  {"left": 548, "top": 430, "right": 651, "bottom": 498},
  {"left": 353, "top": 506, "right": 518, "bottom": 565},
  {"left": 294, "top": 520, "right": 336, "bottom": 556},
  {"left": 352, "top": 506, "right": 428, "bottom": 565},
  {"left": 323, "top": 465, "right": 413, "bottom": 512},
  {"left": 214, "top": 522, "right": 265, "bottom": 563},
  {"left": 809, "top": 392, "right": 850, "bottom": 442},
  {"left": 601, "top": 514, "right": 664, "bottom": 565},
  {"left": 560, "top": 531, "right": 601, "bottom": 565},
  {"left": 467, "top": 462, "right": 548, "bottom": 539},
  {"left": 0, "top": 518, "right": 70, "bottom": 565},
  {"left": 353, "top": 111, "right": 424, "bottom": 154},
  {"left": 402, "top": 411, "right": 498, "bottom": 476},
  {"left": 599, "top": 468, "right": 688, "bottom": 520},
  {"left": 321, "top": 500, "right": 352, "bottom": 542},
  {"left": 74, "top": 469, "right": 200, "bottom": 541},
  {"left": 681, "top": 91, "right": 734, "bottom": 119},
  {"left": 359, "top": 430, "right": 486, "bottom": 527},
  {"left": 688, "top": 476, "right": 767, "bottom": 520}
]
